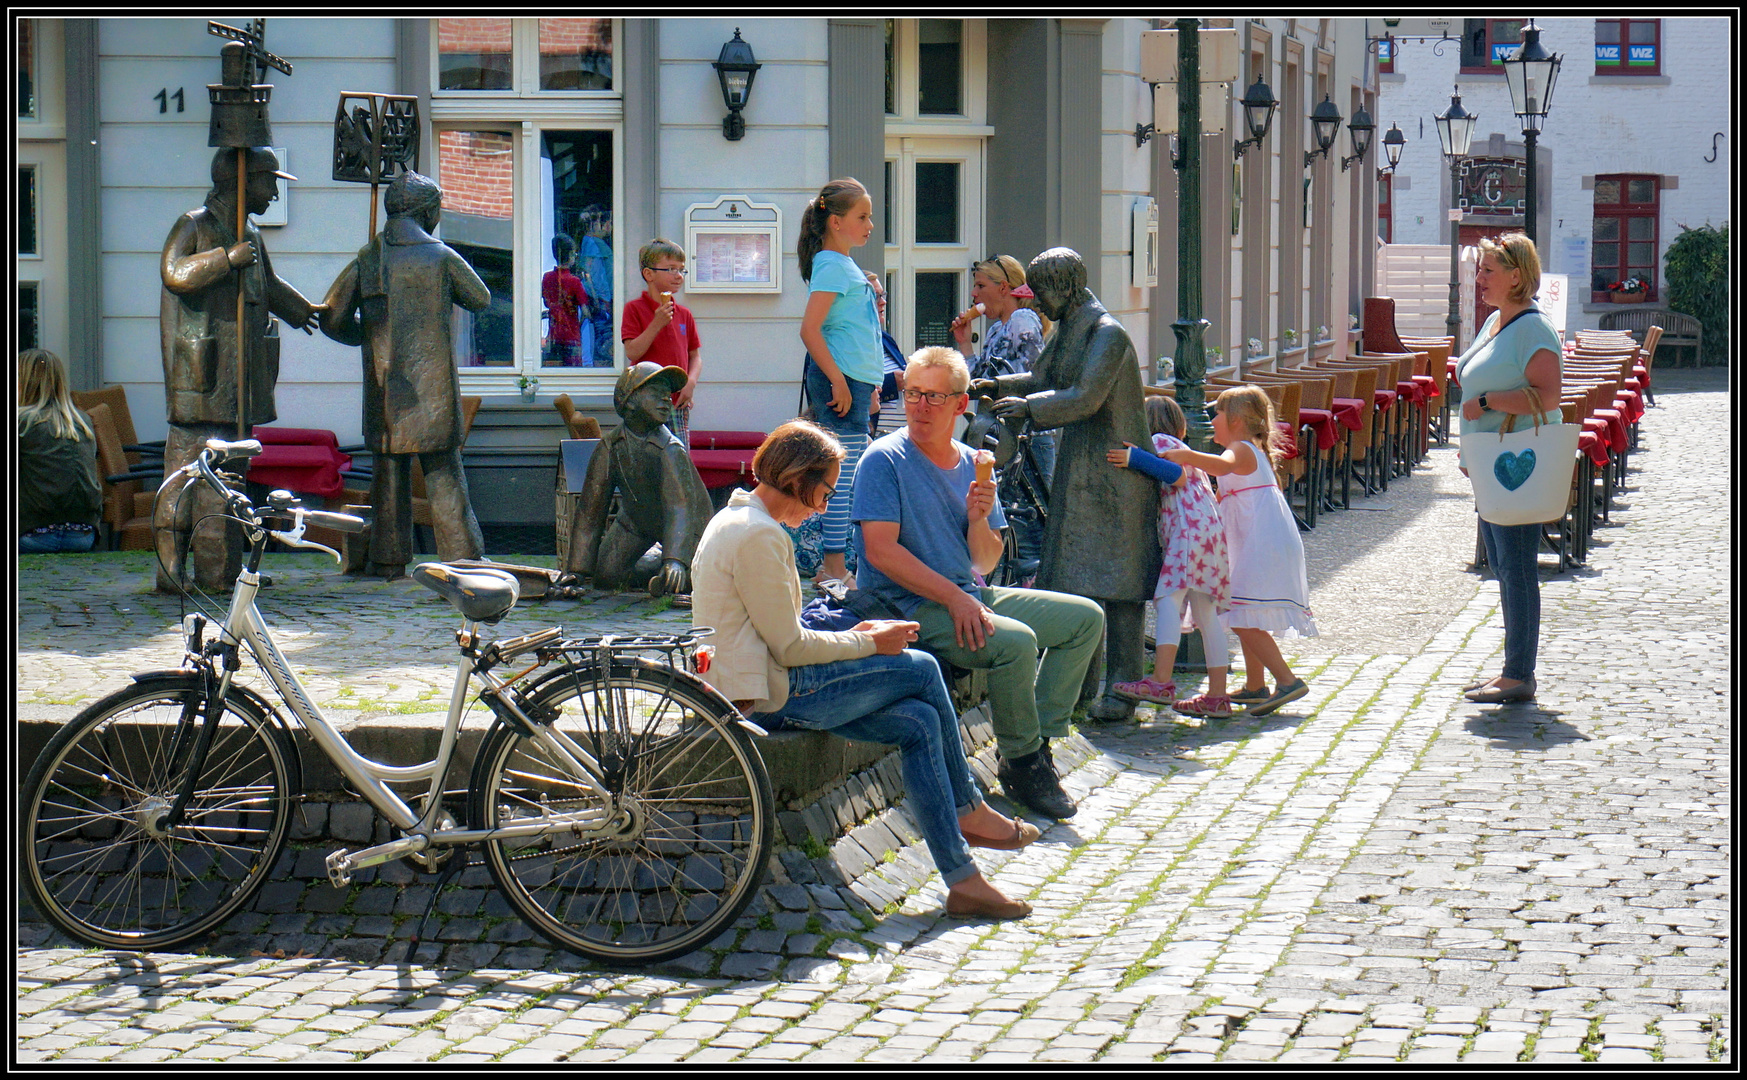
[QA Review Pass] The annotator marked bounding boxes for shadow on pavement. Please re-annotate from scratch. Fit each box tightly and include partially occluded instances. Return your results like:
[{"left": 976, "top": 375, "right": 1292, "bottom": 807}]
[{"left": 1461, "top": 705, "right": 1589, "bottom": 749}]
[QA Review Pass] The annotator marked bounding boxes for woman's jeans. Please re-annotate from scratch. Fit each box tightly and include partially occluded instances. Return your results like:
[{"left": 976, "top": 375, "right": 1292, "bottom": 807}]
[
  {"left": 756, "top": 649, "right": 982, "bottom": 885},
  {"left": 20, "top": 526, "right": 98, "bottom": 553},
  {"left": 1479, "top": 518, "right": 1541, "bottom": 680}
]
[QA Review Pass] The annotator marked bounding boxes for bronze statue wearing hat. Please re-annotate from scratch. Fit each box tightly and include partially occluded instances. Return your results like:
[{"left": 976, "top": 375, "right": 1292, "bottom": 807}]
[
  {"left": 155, "top": 146, "right": 325, "bottom": 593},
  {"left": 320, "top": 170, "right": 490, "bottom": 578},
  {"left": 560, "top": 360, "right": 713, "bottom": 596}
]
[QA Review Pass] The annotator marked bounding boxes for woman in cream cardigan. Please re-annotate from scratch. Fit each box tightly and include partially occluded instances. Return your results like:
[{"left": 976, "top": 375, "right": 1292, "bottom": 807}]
[{"left": 692, "top": 419, "right": 1037, "bottom": 921}]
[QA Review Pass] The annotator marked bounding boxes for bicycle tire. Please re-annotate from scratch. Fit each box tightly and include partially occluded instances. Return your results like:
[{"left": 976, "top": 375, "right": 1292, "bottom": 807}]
[
  {"left": 20, "top": 677, "right": 294, "bottom": 951},
  {"left": 469, "top": 658, "right": 774, "bottom": 965}
]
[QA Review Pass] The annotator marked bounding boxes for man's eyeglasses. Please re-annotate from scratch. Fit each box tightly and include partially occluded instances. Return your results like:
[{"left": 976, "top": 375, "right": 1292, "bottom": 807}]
[{"left": 902, "top": 389, "right": 963, "bottom": 406}]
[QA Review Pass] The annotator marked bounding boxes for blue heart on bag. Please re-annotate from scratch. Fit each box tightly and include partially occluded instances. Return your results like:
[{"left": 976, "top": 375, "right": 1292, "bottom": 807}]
[{"left": 1494, "top": 448, "right": 1537, "bottom": 491}]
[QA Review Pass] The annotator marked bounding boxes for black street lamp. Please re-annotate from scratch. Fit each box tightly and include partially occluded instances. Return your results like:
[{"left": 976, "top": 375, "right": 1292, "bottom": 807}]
[
  {"left": 712, "top": 28, "right": 762, "bottom": 141},
  {"left": 1434, "top": 88, "right": 1478, "bottom": 352},
  {"left": 1340, "top": 104, "right": 1375, "bottom": 172},
  {"left": 1377, "top": 121, "right": 1406, "bottom": 178},
  {"left": 1500, "top": 19, "right": 1562, "bottom": 244},
  {"left": 1232, "top": 76, "right": 1278, "bottom": 159},
  {"left": 1304, "top": 94, "right": 1344, "bottom": 168}
]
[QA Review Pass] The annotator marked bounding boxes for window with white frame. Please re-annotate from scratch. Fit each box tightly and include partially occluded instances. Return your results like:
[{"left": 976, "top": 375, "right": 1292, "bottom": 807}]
[{"left": 431, "top": 18, "right": 623, "bottom": 387}]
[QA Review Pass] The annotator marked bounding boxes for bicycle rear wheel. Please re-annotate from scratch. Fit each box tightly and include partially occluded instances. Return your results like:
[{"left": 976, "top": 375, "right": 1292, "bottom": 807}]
[
  {"left": 20, "top": 677, "right": 294, "bottom": 950},
  {"left": 469, "top": 659, "right": 774, "bottom": 965}
]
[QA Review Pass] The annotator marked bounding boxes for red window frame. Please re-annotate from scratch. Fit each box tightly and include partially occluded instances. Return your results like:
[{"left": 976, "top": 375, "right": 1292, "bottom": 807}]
[
  {"left": 1590, "top": 174, "right": 1660, "bottom": 303},
  {"left": 1460, "top": 18, "right": 1525, "bottom": 75},
  {"left": 1377, "top": 173, "right": 1393, "bottom": 244},
  {"left": 1595, "top": 19, "right": 1661, "bottom": 76}
]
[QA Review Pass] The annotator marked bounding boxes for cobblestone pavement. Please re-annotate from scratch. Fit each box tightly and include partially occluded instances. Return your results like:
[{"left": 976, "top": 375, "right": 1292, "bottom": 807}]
[{"left": 15, "top": 372, "right": 1729, "bottom": 1063}]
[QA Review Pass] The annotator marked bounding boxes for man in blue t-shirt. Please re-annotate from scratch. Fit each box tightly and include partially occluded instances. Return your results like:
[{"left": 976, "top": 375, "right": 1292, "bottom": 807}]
[{"left": 853, "top": 346, "right": 1104, "bottom": 820}]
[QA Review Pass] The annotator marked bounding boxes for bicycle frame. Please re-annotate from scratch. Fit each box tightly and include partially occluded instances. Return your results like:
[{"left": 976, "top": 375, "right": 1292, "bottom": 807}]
[{"left": 210, "top": 566, "right": 621, "bottom": 863}]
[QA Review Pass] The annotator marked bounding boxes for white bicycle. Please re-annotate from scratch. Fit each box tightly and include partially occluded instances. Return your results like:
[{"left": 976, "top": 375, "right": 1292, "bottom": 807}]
[{"left": 21, "top": 439, "right": 773, "bottom": 964}]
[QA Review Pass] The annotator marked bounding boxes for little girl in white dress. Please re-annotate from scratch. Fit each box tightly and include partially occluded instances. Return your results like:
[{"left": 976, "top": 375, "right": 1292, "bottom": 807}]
[{"left": 1163, "top": 385, "right": 1317, "bottom": 716}]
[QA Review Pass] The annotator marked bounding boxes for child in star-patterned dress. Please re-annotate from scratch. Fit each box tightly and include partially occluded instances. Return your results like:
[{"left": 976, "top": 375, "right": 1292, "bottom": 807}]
[{"left": 1105, "top": 394, "right": 1234, "bottom": 715}]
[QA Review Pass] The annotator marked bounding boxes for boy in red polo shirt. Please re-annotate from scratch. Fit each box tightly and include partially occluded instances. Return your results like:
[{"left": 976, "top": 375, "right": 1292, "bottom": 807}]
[{"left": 621, "top": 238, "right": 702, "bottom": 444}]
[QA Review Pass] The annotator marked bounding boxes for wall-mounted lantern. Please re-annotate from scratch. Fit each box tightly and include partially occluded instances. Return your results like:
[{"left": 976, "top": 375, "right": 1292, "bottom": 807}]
[
  {"left": 1232, "top": 76, "right": 1278, "bottom": 159},
  {"left": 712, "top": 28, "right": 761, "bottom": 141},
  {"left": 1339, "top": 104, "right": 1375, "bottom": 172},
  {"left": 1376, "top": 121, "right": 1406, "bottom": 178},
  {"left": 1304, "top": 94, "right": 1344, "bottom": 167}
]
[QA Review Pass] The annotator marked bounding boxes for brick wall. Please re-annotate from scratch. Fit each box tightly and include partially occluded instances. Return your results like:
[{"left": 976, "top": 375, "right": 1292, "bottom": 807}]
[
  {"left": 438, "top": 18, "right": 510, "bottom": 55},
  {"left": 438, "top": 130, "right": 513, "bottom": 220},
  {"left": 538, "top": 18, "right": 610, "bottom": 55}
]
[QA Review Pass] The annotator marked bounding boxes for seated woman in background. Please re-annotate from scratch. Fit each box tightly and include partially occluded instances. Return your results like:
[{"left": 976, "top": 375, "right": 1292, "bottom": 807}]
[
  {"left": 691, "top": 419, "right": 1038, "bottom": 921},
  {"left": 17, "top": 349, "right": 102, "bottom": 553}
]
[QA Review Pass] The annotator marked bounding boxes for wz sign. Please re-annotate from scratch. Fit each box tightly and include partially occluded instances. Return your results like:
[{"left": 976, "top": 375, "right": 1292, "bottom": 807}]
[{"left": 1596, "top": 44, "right": 1657, "bottom": 66}]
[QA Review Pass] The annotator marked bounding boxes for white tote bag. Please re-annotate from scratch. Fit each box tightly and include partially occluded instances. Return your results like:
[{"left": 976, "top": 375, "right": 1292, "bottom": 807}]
[{"left": 1461, "top": 386, "right": 1581, "bottom": 526}]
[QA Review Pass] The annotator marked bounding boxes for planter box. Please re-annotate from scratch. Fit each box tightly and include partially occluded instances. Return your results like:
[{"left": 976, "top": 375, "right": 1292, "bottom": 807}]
[{"left": 1610, "top": 293, "right": 1648, "bottom": 304}]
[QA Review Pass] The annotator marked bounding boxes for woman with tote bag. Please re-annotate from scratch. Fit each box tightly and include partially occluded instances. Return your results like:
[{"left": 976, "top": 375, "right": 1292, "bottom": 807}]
[{"left": 1454, "top": 232, "right": 1565, "bottom": 704}]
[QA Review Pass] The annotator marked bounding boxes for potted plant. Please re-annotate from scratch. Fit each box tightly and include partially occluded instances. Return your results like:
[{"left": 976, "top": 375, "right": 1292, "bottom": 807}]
[
  {"left": 1315, "top": 324, "right": 1330, "bottom": 343},
  {"left": 1283, "top": 327, "right": 1300, "bottom": 349},
  {"left": 1246, "top": 336, "right": 1265, "bottom": 360},
  {"left": 1206, "top": 345, "right": 1223, "bottom": 368},
  {"left": 1606, "top": 276, "right": 1649, "bottom": 304},
  {"left": 517, "top": 373, "right": 541, "bottom": 401}
]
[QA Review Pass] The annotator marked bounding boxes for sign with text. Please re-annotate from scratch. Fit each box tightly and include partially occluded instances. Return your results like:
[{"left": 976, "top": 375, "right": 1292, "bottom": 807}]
[{"left": 1458, "top": 157, "right": 1527, "bottom": 217}]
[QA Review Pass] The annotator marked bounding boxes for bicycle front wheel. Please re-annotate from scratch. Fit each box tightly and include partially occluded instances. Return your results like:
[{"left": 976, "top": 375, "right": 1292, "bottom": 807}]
[
  {"left": 20, "top": 677, "right": 294, "bottom": 950},
  {"left": 469, "top": 659, "right": 774, "bottom": 965}
]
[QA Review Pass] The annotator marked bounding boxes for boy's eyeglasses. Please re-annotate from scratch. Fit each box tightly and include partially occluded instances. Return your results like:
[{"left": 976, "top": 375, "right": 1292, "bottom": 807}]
[{"left": 902, "top": 389, "right": 963, "bottom": 406}]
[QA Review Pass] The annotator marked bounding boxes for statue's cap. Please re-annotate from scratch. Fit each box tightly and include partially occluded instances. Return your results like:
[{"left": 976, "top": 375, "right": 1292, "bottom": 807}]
[
  {"left": 213, "top": 146, "right": 295, "bottom": 186},
  {"left": 615, "top": 361, "right": 688, "bottom": 413},
  {"left": 245, "top": 146, "right": 295, "bottom": 179}
]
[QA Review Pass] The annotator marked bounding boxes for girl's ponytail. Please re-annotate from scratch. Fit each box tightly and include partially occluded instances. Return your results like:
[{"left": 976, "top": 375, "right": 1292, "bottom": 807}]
[{"left": 797, "top": 177, "right": 869, "bottom": 282}]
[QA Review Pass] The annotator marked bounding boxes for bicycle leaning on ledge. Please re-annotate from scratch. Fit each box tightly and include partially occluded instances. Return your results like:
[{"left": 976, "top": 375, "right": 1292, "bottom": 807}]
[{"left": 20, "top": 439, "right": 774, "bottom": 965}]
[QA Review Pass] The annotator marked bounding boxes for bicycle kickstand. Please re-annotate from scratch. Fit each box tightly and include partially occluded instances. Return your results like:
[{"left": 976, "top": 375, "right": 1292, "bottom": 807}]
[{"left": 404, "top": 847, "right": 473, "bottom": 962}]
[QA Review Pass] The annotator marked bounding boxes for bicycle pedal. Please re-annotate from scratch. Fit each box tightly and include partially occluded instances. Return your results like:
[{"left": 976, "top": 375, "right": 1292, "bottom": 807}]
[{"left": 325, "top": 849, "right": 354, "bottom": 889}]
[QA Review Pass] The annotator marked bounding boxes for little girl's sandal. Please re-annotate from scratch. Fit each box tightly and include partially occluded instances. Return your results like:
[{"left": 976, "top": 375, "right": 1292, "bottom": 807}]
[
  {"left": 1172, "top": 693, "right": 1233, "bottom": 718},
  {"left": 1112, "top": 677, "right": 1178, "bottom": 705}
]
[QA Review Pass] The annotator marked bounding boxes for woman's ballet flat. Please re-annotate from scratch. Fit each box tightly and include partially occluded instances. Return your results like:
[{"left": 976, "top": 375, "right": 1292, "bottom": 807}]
[
  {"left": 1465, "top": 677, "right": 1536, "bottom": 704},
  {"left": 961, "top": 817, "right": 1042, "bottom": 851},
  {"left": 1461, "top": 677, "right": 1497, "bottom": 693},
  {"left": 945, "top": 894, "right": 1033, "bottom": 920}
]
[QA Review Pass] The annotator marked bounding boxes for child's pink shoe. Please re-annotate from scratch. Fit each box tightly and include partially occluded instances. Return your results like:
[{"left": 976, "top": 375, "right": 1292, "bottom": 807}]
[
  {"left": 1112, "top": 677, "right": 1178, "bottom": 705},
  {"left": 1172, "top": 693, "right": 1234, "bottom": 718}
]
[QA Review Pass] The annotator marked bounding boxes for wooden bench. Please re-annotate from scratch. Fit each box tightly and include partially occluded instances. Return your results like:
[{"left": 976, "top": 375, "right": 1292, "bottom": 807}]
[{"left": 1597, "top": 307, "right": 1702, "bottom": 367}]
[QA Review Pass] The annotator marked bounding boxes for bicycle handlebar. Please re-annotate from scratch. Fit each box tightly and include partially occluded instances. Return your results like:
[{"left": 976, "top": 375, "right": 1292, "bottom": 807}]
[{"left": 187, "top": 440, "right": 369, "bottom": 564}]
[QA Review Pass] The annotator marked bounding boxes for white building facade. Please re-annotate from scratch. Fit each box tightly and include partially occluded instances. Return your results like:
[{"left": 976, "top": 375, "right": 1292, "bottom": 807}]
[
  {"left": 1374, "top": 16, "right": 1731, "bottom": 329},
  {"left": 20, "top": 17, "right": 1378, "bottom": 524}
]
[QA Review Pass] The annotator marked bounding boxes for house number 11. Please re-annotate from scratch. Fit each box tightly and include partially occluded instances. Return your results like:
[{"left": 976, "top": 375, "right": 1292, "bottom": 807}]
[{"left": 153, "top": 88, "right": 186, "bottom": 114}]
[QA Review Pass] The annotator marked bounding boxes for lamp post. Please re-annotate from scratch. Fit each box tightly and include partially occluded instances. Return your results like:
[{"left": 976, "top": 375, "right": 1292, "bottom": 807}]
[
  {"left": 1500, "top": 20, "right": 1561, "bottom": 245},
  {"left": 1168, "top": 17, "right": 1215, "bottom": 451},
  {"left": 1435, "top": 87, "right": 1477, "bottom": 352}
]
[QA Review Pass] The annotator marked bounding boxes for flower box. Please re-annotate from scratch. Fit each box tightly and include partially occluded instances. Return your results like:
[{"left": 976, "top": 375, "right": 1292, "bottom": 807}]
[{"left": 1610, "top": 293, "right": 1647, "bottom": 304}]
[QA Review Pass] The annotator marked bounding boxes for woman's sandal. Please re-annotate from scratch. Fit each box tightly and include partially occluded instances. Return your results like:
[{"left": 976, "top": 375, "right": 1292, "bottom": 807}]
[{"left": 962, "top": 816, "right": 1042, "bottom": 851}]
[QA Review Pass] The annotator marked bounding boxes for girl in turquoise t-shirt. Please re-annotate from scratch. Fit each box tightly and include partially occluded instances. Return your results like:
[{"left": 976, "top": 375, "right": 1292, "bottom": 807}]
[{"left": 799, "top": 177, "right": 884, "bottom": 586}]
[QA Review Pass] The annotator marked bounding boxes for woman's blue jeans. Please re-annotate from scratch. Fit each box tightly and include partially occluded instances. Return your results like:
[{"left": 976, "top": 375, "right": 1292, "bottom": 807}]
[
  {"left": 20, "top": 527, "right": 98, "bottom": 553},
  {"left": 755, "top": 649, "right": 982, "bottom": 885},
  {"left": 1479, "top": 518, "right": 1541, "bottom": 681}
]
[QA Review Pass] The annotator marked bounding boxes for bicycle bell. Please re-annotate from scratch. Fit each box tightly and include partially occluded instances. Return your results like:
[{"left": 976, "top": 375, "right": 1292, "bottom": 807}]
[{"left": 961, "top": 410, "right": 1017, "bottom": 468}]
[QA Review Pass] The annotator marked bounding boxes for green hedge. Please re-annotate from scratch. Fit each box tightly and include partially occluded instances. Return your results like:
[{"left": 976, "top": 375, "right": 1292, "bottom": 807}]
[{"left": 1663, "top": 223, "right": 1729, "bottom": 366}]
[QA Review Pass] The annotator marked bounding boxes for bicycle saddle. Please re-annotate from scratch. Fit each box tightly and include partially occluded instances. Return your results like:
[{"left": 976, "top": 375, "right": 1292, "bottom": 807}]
[
  {"left": 962, "top": 411, "right": 1017, "bottom": 467},
  {"left": 412, "top": 562, "right": 520, "bottom": 624}
]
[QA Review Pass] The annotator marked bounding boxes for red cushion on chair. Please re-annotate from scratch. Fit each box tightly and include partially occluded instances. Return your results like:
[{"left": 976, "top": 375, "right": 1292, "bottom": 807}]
[{"left": 1296, "top": 409, "right": 1339, "bottom": 452}]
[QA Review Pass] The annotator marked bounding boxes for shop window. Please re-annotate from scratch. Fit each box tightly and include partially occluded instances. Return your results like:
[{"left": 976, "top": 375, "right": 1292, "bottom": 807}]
[
  {"left": 1595, "top": 19, "right": 1660, "bottom": 76},
  {"left": 1377, "top": 173, "right": 1392, "bottom": 244},
  {"left": 914, "top": 161, "right": 959, "bottom": 244},
  {"left": 19, "top": 165, "right": 38, "bottom": 256},
  {"left": 431, "top": 19, "right": 622, "bottom": 386},
  {"left": 914, "top": 271, "right": 961, "bottom": 349},
  {"left": 1460, "top": 18, "right": 1524, "bottom": 73},
  {"left": 1591, "top": 175, "right": 1660, "bottom": 302},
  {"left": 917, "top": 19, "right": 963, "bottom": 115},
  {"left": 18, "top": 19, "right": 35, "bottom": 118},
  {"left": 19, "top": 282, "right": 39, "bottom": 350},
  {"left": 437, "top": 18, "right": 614, "bottom": 93}
]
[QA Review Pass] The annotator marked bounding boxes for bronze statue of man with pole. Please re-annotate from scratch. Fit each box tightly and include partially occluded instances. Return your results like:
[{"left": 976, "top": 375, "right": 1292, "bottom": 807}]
[{"left": 154, "top": 23, "right": 325, "bottom": 593}]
